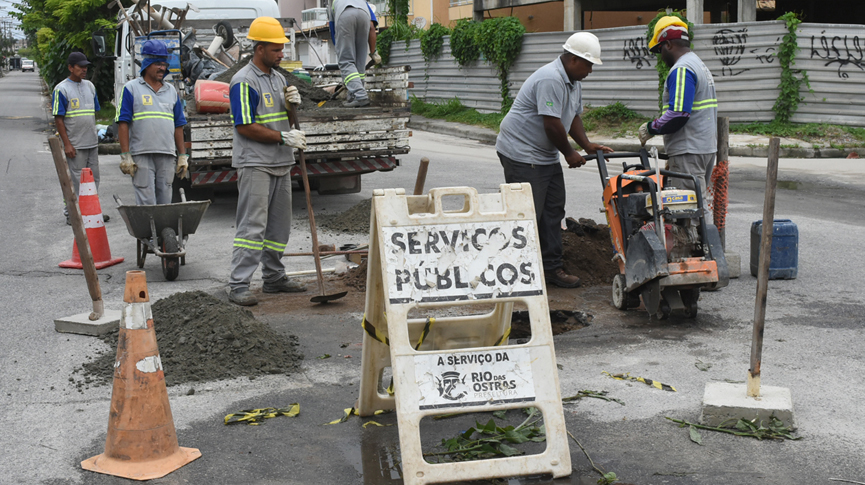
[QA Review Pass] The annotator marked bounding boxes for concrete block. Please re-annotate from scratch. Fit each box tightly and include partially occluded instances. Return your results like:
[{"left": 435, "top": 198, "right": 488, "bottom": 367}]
[
  {"left": 54, "top": 310, "right": 121, "bottom": 336},
  {"left": 725, "top": 251, "right": 741, "bottom": 278},
  {"left": 700, "top": 382, "right": 795, "bottom": 430}
]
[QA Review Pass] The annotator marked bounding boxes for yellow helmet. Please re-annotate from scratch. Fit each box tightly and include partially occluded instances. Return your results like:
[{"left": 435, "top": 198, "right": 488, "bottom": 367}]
[
  {"left": 648, "top": 16, "right": 689, "bottom": 53},
  {"left": 247, "top": 17, "right": 289, "bottom": 44}
]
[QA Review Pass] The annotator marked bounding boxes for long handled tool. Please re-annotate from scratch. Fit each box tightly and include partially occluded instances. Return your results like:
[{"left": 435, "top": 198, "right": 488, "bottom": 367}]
[{"left": 288, "top": 102, "right": 347, "bottom": 303}]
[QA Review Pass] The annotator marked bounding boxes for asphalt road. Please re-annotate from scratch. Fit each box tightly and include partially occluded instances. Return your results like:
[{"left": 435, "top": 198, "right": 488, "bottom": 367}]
[{"left": 1, "top": 68, "right": 864, "bottom": 485}]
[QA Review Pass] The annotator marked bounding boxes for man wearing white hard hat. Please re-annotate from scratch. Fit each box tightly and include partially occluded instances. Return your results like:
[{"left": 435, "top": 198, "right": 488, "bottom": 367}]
[
  {"left": 639, "top": 17, "right": 718, "bottom": 208},
  {"left": 496, "top": 31, "right": 613, "bottom": 289}
]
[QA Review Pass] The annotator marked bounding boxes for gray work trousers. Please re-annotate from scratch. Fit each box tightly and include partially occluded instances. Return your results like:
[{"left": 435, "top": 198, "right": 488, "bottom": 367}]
[
  {"left": 132, "top": 153, "right": 175, "bottom": 205},
  {"left": 229, "top": 167, "right": 293, "bottom": 290},
  {"left": 667, "top": 152, "right": 716, "bottom": 212},
  {"left": 335, "top": 7, "right": 370, "bottom": 102},
  {"left": 498, "top": 152, "right": 566, "bottom": 272},
  {"left": 64, "top": 147, "right": 99, "bottom": 215}
]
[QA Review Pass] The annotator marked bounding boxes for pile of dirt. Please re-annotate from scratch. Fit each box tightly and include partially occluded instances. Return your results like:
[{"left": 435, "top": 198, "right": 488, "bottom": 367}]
[
  {"left": 213, "top": 56, "right": 331, "bottom": 111},
  {"left": 316, "top": 198, "right": 372, "bottom": 234},
  {"left": 510, "top": 310, "right": 593, "bottom": 339},
  {"left": 561, "top": 219, "right": 618, "bottom": 287},
  {"left": 342, "top": 259, "right": 368, "bottom": 290},
  {"left": 77, "top": 291, "right": 302, "bottom": 388}
]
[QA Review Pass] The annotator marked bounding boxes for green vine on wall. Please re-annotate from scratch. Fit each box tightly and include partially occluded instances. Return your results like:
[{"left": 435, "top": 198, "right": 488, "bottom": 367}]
[
  {"left": 773, "top": 12, "right": 811, "bottom": 123},
  {"left": 476, "top": 17, "right": 526, "bottom": 112},
  {"left": 646, "top": 11, "right": 694, "bottom": 111},
  {"left": 449, "top": 19, "right": 481, "bottom": 67},
  {"left": 420, "top": 23, "right": 450, "bottom": 63},
  {"left": 377, "top": 22, "right": 418, "bottom": 66}
]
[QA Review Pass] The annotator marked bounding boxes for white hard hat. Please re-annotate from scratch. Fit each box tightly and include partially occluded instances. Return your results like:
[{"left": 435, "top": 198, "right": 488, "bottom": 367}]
[{"left": 562, "top": 32, "right": 603, "bottom": 65}]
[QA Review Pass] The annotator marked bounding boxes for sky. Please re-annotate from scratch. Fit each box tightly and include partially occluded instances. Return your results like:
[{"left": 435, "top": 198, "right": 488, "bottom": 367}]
[{"left": 0, "top": 0, "right": 25, "bottom": 40}]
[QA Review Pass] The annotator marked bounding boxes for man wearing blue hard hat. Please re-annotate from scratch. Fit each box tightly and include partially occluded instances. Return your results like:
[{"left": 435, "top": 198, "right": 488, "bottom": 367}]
[{"left": 116, "top": 39, "right": 189, "bottom": 205}]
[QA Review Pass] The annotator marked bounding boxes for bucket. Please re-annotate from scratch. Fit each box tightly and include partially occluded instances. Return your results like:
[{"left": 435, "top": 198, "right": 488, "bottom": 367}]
[
  {"left": 750, "top": 219, "right": 798, "bottom": 279},
  {"left": 193, "top": 80, "right": 230, "bottom": 114}
]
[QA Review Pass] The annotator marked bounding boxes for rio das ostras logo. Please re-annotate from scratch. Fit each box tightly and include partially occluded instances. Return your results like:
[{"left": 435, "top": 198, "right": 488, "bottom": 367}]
[{"left": 435, "top": 371, "right": 467, "bottom": 401}]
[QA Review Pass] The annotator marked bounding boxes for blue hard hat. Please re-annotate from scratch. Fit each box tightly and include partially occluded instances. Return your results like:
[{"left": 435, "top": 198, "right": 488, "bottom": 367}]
[{"left": 141, "top": 39, "right": 169, "bottom": 58}]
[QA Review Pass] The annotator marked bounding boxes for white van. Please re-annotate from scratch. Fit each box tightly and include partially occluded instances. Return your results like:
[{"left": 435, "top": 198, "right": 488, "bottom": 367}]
[{"left": 21, "top": 59, "right": 35, "bottom": 72}]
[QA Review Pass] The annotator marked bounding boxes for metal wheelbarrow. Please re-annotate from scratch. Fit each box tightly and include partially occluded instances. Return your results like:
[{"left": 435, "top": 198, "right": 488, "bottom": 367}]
[{"left": 114, "top": 189, "right": 211, "bottom": 281}]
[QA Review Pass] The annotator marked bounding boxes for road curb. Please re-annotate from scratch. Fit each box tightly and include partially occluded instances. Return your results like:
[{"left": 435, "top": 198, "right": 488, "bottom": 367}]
[{"left": 408, "top": 116, "right": 863, "bottom": 159}]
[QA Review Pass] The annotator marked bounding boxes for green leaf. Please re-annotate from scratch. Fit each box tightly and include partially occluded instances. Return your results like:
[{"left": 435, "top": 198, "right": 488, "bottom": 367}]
[
  {"left": 317, "top": 354, "right": 331, "bottom": 359},
  {"left": 480, "top": 419, "right": 497, "bottom": 435},
  {"left": 461, "top": 427, "right": 476, "bottom": 440},
  {"left": 504, "top": 429, "right": 530, "bottom": 444},
  {"left": 498, "top": 443, "right": 523, "bottom": 456},
  {"left": 695, "top": 360, "right": 713, "bottom": 371},
  {"left": 598, "top": 471, "right": 619, "bottom": 484},
  {"left": 492, "top": 410, "right": 507, "bottom": 420},
  {"left": 689, "top": 425, "right": 703, "bottom": 445}
]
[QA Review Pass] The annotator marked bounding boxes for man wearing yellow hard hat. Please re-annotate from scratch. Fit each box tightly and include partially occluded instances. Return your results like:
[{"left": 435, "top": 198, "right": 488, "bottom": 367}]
[
  {"left": 227, "top": 16, "right": 308, "bottom": 306},
  {"left": 639, "top": 16, "right": 718, "bottom": 209}
]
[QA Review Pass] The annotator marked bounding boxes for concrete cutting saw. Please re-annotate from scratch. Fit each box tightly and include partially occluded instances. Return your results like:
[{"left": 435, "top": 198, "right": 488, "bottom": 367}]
[{"left": 586, "top": 148, "right": 728, "bottom": 319}]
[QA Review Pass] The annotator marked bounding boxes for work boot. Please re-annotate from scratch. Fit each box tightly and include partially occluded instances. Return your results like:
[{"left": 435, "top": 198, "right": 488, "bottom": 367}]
[
  {"left": 546, "top": 268, "right": 581, "bottom": 288},
  {"left": 263, "top": 275, "right": 307, "bottom": 293},
  {"left": 228, "top": 287, "right": 258, "bottom": 306},
  {"left": 343, "top": 98, "right": 370, "bottom": 108}
]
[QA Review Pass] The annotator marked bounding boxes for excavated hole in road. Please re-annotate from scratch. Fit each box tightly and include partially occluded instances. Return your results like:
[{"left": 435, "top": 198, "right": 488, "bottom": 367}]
[{"left": 72, "top": 291, "right": 302, "bottom": 391}]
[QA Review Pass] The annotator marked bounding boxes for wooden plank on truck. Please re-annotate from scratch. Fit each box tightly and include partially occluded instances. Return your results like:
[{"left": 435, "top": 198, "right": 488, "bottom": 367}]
[
  {"left": 191, "top": 130, "right": 409, "bottom": 150},
  {"left": 190, "top": 118, "right": 410, "bottom": 142}
]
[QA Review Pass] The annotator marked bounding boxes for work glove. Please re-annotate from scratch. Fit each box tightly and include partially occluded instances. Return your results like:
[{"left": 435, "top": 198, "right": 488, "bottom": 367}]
[
  {"left": 119, "top": 152, "right": 137, "bottom": 176},
  {"left": 176, "top": 153, "right": 189, "bottom": 179},
  {"left": 284, "top": 85, "right": 302, "bottom": 109},
  {"left": 638, "top": 122, "right": 654, "bottom": 146},
  {"left": 370, "top": 51, "right": 382, "bottom": 65},
  {"left": 280, "top": 130, "right": 307, "bottom": 150}
]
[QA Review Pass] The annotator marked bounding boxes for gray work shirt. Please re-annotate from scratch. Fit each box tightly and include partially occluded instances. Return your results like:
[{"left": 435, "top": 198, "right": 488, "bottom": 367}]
[
  {"left": 117, "top": 77, "right": 186, "bottom": 156},
  {"left": 496, "top": 57, "right": 583, "bottom": 165},
  {"left": 230, "top": 61, "right": 295, "bottom": 169},
  {"left": 52, "top": 78, "right": 99, "bottom": 149},
  {"left": 329, "top": 0, "right": 370, "bottom": 27},
  {"left": 663, "top": 52, "right": 718, "bottom": 156}
]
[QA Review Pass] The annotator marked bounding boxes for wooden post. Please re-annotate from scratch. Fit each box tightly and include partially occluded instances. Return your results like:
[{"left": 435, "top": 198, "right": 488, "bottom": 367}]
[
  {"left": 413, "top": 157, "right": 430, "bottom": 196},
  {"left": 48, "top": 136, "right": 104, "bottom": 320},
  {"left": 747, "top": 137, "right": 780, "bottom": 398},
  {"left": 716, "top": 116, "right": 729, "bottom": 248}
]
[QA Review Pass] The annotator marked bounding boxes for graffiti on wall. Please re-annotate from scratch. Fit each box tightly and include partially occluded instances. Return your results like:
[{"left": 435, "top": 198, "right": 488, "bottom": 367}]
[
  {"left": 622, "top": 36, "right": 653, "bottom": 69},
  {"left": 713, "top": 28, "right": 750, "bottom": 76},
  {"left": 810, "top": 31, "right": 864, "bottom": 79}
]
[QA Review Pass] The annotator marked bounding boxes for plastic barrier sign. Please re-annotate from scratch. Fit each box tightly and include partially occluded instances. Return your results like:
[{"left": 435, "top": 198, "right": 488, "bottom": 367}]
[{"left": 382, "top": 220, "right": 542, "bottom": 303}]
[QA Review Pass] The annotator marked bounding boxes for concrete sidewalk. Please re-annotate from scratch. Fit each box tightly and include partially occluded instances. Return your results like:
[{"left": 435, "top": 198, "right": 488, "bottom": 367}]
[{"left": 408, "top": 114, "right": 863, "bottom": 159}]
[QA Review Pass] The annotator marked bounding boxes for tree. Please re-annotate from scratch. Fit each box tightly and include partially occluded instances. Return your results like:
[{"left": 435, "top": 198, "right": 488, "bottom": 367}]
[{"left": 13, "top": 0, "right": 117, "bottom": 104}]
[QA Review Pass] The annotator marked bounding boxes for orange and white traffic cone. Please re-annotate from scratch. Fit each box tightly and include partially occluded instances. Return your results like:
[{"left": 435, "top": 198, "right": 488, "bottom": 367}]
[
  {"left": 59, "top": 167, "right": 123, "bottom": 269},
  {"left": 81, "top": 271, "right": 201, "bottom": 480}
]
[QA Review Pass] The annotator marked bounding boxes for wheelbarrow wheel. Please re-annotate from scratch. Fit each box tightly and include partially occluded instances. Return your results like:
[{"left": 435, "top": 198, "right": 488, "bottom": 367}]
[{"left": 160, "top": 227, "right": 180, "bottom": 281}]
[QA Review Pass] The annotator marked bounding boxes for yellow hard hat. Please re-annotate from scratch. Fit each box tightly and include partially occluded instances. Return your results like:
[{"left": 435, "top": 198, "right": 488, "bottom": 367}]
[
  {"left": 648, "top": 16, "right": 689, "bottom": 53},
  {"left": 247, "top": 17, "right": 289, "bottom": 44}
]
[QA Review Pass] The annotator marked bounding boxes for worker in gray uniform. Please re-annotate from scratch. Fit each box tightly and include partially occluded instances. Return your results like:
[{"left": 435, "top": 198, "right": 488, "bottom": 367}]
[
  {"left": 496, "top": 32, "right": 612, "bottom": 289},
  {"left": 117, "top": 39, "right": 188, "bottom": 205},
  {"left": 639, "top": 17, "right": 718, "bottom": 209},
  {"left": 328, "top": 0, "right": 375, "bottom": 107},
  {"left": 227, "top": 16, "right": 308, "bottom": 306},
  {"left": 53, "top": 52, "right": 107, "bottom": 224}
]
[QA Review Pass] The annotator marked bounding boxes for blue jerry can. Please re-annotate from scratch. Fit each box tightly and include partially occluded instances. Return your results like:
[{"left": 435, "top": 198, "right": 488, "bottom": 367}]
[{"left": 750, "top": 219, "right": 798, "bottom": 279}]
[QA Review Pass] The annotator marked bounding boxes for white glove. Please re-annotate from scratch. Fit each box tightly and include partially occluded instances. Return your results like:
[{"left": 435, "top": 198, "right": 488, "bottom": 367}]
[
  {"left": 370, "top": 51, "right": 382, "bottom": 65},
  {"left": 284, "top": 86, "right": 301, "bottom": 108},
  {"left": 176, "top": 154, "right": 189, "bottom": 179},
  {"left": 119, "top": 152, "right": 137, "bottom": 176},
  {"left": 638, "top": 122, "right": 655, "bottom": 146},
  {"left": 280, "top": 130, "right": 307, "bottom": 150}
]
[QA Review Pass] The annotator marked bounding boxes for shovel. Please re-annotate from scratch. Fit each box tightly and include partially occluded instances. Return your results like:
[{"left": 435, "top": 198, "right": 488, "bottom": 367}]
[{"left": 287, "top": 102, "right": 347, "bottom": 303}]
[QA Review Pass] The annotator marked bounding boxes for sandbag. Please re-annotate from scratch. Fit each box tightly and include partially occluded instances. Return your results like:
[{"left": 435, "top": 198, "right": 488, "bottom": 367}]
[{"left": 194, "top": 80, "right": 230, "bottom": 114}]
